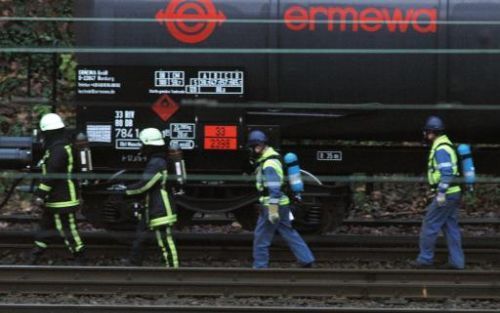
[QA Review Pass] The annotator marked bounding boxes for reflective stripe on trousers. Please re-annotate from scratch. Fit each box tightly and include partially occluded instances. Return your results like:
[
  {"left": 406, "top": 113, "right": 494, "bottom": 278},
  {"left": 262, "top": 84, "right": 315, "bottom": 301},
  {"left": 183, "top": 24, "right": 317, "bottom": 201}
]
[{"left": 34, "top": 209, "right": 84, "bottom": 254}]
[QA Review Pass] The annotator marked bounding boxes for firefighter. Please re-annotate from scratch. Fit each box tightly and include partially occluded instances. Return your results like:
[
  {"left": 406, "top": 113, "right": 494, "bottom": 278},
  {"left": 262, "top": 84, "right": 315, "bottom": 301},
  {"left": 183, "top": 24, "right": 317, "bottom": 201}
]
[
  {"left": 411, "top": 116, "right": 465, "bottom": 269},
  {"left": 247, "top": 130, "right": 315, "bottom": 268},
  {"left": 121, "top": 128, "right": 178, "bottom": 267},
  {"left": 29, "top": 113, "right": 85, "bottom": 265}
]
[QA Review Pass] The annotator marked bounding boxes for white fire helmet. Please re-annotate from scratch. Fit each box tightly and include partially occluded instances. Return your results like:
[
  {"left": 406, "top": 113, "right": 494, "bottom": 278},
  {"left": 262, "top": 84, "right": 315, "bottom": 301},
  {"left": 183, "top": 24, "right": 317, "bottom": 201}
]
[
  {"left": 39, "top": 113, "right": 65, "bottom": 131},
  {"left": 139, "top": 128, "right": 165, "bottom": 146}
]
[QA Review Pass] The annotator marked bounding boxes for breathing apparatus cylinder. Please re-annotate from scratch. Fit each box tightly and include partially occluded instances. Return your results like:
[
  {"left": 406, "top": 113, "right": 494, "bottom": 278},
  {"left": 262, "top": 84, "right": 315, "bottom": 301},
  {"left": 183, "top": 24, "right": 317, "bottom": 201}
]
[
  {"left": 75, "top": 133, "right": 93, "bottom": 185},
  {"left": 168, "top": 142, "right": 187, "bottom": 194},
  {"left": 457, "top": 144, "right": 475, "bottom": 192},
  {"left": 284, "top": 152, "right": 304, "bottom": 196}
]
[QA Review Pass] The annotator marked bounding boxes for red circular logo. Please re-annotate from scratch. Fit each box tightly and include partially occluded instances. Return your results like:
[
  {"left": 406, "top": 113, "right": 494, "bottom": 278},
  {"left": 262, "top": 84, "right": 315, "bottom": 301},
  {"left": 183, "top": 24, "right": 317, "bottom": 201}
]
[{"left": 156, "top": 0, "right": 226, "bottom": 44}]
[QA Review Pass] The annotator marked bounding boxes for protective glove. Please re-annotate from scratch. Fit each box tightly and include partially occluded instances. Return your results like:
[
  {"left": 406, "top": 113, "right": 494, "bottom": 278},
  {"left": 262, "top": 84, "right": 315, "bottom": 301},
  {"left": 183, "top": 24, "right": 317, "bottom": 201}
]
[
  {"left": 32, "top": 197, "right": 45, "bottom": 207},
  {"left": 436, "top": 192, "right": 446, "bottom": 207},
  {"left": 292, "top": 194, "right": 302, "bottom": 204},
  {"left": 268, "top": 204, "right": 280, "bottom": 224},
  {"left": 173, "top": 188, "right": 185, "bottom": 196}
]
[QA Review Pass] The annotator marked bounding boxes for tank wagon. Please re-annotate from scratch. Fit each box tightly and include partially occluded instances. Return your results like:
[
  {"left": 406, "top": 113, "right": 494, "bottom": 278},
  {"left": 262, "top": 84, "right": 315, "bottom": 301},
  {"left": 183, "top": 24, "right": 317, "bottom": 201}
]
[
  {"left": 74, "top": 0, "right": 500, "bottom": 232},
  {"left": 4, "top": 0, "right": 500, "bottom": 233}
]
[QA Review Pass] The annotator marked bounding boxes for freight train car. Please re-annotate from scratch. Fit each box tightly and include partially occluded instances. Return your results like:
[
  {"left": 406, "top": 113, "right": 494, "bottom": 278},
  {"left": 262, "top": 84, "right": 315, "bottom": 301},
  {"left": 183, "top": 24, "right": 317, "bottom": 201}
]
[
  {"left": 72, "top": 0, "right": 500, "bottom": 232},
  {"left": 7, "top": 0, "right": 500, "bottom": 233}
]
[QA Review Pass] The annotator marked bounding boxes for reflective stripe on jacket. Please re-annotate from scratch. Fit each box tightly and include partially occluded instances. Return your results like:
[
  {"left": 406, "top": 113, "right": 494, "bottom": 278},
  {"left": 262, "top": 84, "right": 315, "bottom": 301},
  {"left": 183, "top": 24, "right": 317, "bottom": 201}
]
[
  {"left": 255, "top": 147, "right": 290, "bottom": 206},
  {"left": 125, "top": 153, "right": 177, "bottom": 228},
  {"left": 35, "top": 141, "right": 80, "bottom": 209},
  {"left": 427, "top": 135, "right": 461, "bottom": 195}
]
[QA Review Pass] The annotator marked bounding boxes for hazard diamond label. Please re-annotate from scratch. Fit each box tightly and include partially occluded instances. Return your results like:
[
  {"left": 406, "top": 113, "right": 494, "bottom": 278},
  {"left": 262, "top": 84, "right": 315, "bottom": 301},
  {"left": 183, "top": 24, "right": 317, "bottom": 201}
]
[{"left": 152, "top": 95, "right": 179, "bottom": 121}]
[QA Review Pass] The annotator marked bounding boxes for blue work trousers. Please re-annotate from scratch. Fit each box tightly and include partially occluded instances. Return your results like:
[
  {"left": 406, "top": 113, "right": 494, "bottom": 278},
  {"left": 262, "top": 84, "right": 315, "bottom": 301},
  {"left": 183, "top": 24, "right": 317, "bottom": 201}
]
[
  {"left": 417, "top": 192, "right": 465, "bottom": 269},
  {"left": 253, "top": 205, "right": 315, "bottom": 268}
]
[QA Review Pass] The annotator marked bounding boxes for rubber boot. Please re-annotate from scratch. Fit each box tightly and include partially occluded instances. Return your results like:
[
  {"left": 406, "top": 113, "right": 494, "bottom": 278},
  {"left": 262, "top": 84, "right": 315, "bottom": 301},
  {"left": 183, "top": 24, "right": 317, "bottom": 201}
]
[
  {"left": 409, "top": 260, "right": 434, "bottom": 269},
  {"left": 301, "top": 262, "right": 315, "bottom": 269},
  {"left": 27, "top": 247, "right": 45, "bottom": 265},
  {"left": 127, "top": 244, "right": 144, "bottom": 266},
  {"left": 73, "top": 250, "right": 86, "bottom": 266}
]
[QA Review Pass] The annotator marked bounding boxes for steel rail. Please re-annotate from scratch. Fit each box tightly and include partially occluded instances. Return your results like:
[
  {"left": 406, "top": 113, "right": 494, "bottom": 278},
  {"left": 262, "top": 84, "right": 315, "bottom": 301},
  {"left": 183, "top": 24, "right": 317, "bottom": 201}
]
[
  {"left": 0, "top": 304, "right": 497, "bottom": 313},
  {"left": 0, "top": 231, "right": 499, "bottom": 249},
  {"left": 1, "top": 243, "right": 498, "bottom": 264},
  {"left": 2, "top": 214, "right": 499, "bottom": 226},
  {"left": 0, "top": 266, "right": 499, "bottom": 299},
  {"left": 343, "top": 218, "right": 500, "bottom": 226}
]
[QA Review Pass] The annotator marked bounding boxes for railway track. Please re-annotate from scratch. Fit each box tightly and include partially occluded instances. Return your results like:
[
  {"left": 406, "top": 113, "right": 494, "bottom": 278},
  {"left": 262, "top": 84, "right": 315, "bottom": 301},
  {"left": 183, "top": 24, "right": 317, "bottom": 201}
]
[
  {"left": 0, "top": 305, "right": 497, "bottom": 313},
  {"left": 0, "top": 231, "right": 498, "bottom": 264},
  {"left": 343, "top": 218, "right": 500, "bottom": 227},
  {"left": 1, "top": 243, "right": 499, "bottom": 264},
  {"left": 1, "top": 231, "right": 500, "bottom": 248},
  {"left": 0, "top": 266, "right": 499, "bottom": 299}
]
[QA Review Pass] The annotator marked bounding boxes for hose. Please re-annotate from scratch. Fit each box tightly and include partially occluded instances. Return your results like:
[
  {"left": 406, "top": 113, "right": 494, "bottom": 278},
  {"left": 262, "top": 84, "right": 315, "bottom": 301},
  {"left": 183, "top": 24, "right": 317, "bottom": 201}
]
[{"left": 300, "top": 169, "right": 323, "bottom": 186}]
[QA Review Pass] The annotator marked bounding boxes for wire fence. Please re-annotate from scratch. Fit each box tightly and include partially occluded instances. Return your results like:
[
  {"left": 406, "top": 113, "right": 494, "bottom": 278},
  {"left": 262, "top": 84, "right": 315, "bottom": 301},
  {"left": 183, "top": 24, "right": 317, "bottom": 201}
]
[{"left": 0, "top": 172, "right": 498, "bottom": 184}]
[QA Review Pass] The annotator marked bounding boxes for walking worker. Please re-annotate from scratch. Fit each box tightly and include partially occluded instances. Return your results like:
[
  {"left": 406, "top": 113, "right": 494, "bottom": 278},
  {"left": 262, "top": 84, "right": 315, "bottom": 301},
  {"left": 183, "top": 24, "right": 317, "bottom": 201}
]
[
  {"left": 121, "top": 128, "right": 178, "bottom": 267},
  {"left": 411, "top": 116, "right": 465, "bottom": 269},
  {"left": 247, "top": 130, "right": 315, "bottom": 268},
  {"left": 29, "top": 113, "right": 85, "bottom": 265}
]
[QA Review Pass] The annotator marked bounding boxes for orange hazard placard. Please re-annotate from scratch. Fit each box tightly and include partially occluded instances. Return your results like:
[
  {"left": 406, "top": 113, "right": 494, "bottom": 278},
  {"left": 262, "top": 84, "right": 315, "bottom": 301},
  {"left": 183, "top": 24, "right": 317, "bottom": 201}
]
[
  {"left": 204, "top": 125, "right": 237, "bottom": 138},
  {"left": 152, "top": 95, "right": 179, "bottom": 121},
  {"left": 204, "top": 125, "right": 238, "bottom": 150},
  {"left": 204, "top": 138, "right": 237, "bottom": 150}
]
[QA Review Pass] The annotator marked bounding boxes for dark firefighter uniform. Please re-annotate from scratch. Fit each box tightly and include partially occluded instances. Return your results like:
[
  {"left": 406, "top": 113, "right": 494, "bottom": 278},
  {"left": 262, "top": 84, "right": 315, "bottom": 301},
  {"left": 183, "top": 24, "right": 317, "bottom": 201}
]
[
  {"left": 124, "top": 152, "right": 178, "bottom": 267},
  {"left": 31, "top": 134, "right": 85, "bottom": 263}
]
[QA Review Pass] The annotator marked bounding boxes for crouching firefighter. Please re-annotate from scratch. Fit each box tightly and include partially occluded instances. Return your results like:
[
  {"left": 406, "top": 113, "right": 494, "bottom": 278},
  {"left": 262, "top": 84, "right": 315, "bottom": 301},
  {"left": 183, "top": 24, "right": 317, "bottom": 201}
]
[
  {"left": 411, "top": 116, "right": 465, "bottom": 269},
  {"left": 29, "top": 113, "right": 85, "bottom": 265},
  {"left": 121, "top": 128, "right": 178, "bottom": 267},
  {"left": 247, "top": 130, "right": 315, "bottom": 269}
]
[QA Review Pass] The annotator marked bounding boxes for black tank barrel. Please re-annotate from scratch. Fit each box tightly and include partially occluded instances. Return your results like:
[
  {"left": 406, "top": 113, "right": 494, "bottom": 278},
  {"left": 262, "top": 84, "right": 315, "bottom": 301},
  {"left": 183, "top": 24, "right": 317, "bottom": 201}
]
[
  {"left": 72, "top": 0, "right": 500, "bottom": 175},
  {"left": 0, "top": 148, "right": 31, "bottom": 161},
  {"left": 0, "top": 136, "right": 33, "bottom": 148},
  {"left": 75, "top": 0, "right": 500, "bottom": 105},
  {"left": 74, "top": 0, "right": 500, "bottom": 143},
  {"left": 0, "top": 137, "right": 34, "bottom": 169}
]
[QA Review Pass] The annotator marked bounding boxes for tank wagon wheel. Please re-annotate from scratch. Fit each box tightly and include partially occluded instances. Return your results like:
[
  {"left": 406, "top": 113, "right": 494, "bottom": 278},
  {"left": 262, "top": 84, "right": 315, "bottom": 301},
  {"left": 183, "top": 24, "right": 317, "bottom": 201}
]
[
  {"left": 80, "top": 170, "right": 139, "bottom": 236},
  {"left": 292, "top": 171, "right": 352, "bottom": 234}
]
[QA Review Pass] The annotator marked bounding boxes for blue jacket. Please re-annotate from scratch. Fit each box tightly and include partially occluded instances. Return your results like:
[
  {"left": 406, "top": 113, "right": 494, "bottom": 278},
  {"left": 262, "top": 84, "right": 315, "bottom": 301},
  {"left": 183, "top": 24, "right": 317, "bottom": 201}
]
[{"left": 434, "top": 148, "right": 455, "bottom": 194}]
